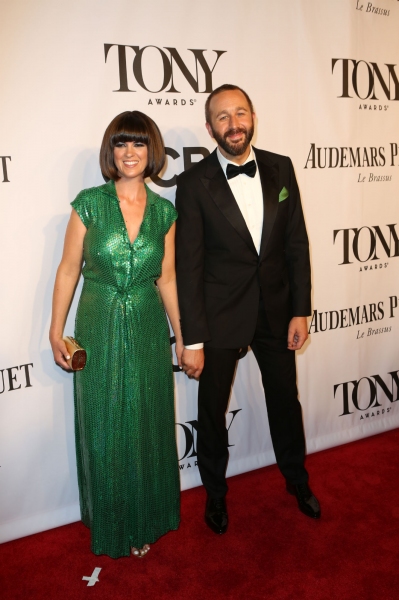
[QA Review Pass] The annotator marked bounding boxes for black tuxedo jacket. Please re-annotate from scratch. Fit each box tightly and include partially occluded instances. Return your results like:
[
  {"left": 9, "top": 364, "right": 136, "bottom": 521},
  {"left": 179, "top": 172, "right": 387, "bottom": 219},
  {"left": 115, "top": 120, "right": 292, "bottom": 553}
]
[{"left": 175, "top": 147, "right": 311, "bottom": 348}]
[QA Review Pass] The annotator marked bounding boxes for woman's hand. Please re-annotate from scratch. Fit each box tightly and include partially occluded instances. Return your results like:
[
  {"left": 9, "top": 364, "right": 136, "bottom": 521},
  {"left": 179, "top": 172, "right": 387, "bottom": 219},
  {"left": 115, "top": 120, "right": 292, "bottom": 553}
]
[{"left": 50, "top": 336, "right": 73, "bottom": 371}]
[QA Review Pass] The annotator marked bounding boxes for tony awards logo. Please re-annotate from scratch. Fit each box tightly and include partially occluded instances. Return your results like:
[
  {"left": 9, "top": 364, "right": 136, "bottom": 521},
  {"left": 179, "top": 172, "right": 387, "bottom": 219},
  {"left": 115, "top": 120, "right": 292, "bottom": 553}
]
[
  {"left": 176, "top": 410, "right": 242, "bottom": 468},
  {"left": 333, "top": 224, "right": 399, "bottom": 269},
  {"left": 104, "top": 45, "right": 226, "bottom": 97},
  {"left": 331, "top": 59, "right": 399, "bottom": 109},
  {"left": 334, "top": 369, "right": 398, "bottom": 420}
]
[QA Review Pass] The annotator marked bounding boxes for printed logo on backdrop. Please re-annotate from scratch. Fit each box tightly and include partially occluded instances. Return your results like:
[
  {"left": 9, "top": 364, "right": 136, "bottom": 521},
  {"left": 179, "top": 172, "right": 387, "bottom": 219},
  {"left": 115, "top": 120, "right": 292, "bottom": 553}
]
[
  {"left": 171, "top": 336, "right": 242, "bottom": 470},
  {"left": 304, "top": 143, "right": 399, "bottom": 184},
  {"left": 331, "top": 59, "right": 399, "bottom": 110},
  {"left": 1, "top": 156, "right": 11, "bottom": 182},
  {"left": 176, "top": 410, "right": 242, "bottom": 470},
  {"left": 0, "top": 364, "right": 33, "bottom": 394},
  {"left": 334, "top": 369, "right": 398, "bottom": 421},
  {"left": 309, "top": 295, "right": 398, "bottom": 340},
  {"left": 355, "top": 0, "right": 398, "bottom": 18},
  {"left": 104, "top": 45, "right": 226, "bottom": 106},
  {"left": 333, "top": 223, "right": 399, "bottom": 272},
  {"left": 153, "top": 147, "right": 211, "bottom": 189}
]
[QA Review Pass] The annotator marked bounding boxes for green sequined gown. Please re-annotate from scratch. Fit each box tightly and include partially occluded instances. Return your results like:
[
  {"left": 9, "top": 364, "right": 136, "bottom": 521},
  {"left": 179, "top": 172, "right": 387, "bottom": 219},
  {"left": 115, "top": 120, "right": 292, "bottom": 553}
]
[{"left": 71, "top": 181, "right": 180, "bottom": 558}]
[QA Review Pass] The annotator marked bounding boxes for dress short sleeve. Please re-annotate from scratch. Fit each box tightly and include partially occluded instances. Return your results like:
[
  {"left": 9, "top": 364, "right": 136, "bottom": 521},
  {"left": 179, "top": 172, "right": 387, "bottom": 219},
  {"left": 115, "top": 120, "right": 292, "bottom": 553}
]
[
  {"left": 71, "top": 189, "right": 94, "bottom": 229},
  {"left": 161, "top": 199, "right": 178, "bottom": 235}
]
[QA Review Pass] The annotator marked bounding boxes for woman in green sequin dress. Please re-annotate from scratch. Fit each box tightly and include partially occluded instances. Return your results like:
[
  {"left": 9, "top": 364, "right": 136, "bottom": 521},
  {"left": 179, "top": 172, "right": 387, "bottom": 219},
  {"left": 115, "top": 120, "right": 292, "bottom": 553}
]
[{"left": 50, "top": 111, "right": 182, "bottom": 558}]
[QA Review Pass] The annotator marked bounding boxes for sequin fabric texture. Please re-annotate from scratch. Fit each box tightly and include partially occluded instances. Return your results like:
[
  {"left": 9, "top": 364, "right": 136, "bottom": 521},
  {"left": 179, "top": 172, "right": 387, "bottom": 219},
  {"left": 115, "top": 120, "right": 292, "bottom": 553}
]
[{"left": 71, "top": 180, "right": 180, "bottom": 558}]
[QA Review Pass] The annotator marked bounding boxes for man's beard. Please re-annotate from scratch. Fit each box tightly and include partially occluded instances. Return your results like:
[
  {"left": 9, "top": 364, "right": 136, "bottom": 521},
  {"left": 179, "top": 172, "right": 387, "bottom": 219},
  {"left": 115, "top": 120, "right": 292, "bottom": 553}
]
[{"left": 211, "top": 123, "right": 254, "bottom": 157}]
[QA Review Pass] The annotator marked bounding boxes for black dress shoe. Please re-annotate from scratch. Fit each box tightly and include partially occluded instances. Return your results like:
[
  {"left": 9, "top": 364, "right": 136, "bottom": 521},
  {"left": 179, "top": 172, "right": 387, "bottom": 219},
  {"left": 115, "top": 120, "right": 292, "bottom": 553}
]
[
  {"left": 205, "top": 496, "right": 228, "bottom": 534},
  {"left": 286, "top": 482, "right": 321, "bottom": 519}
]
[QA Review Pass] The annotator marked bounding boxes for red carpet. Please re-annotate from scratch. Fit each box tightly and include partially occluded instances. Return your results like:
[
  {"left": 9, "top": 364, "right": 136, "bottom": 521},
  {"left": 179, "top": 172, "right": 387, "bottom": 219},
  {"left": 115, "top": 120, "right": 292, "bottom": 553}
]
[{"left": 1, "top": 428, "right": 399, "bottom": 600}]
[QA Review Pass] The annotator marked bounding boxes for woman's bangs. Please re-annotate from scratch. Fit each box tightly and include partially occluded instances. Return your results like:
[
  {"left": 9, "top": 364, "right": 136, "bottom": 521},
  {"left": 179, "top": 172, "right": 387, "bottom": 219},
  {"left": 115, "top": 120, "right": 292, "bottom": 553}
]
[{"left": 111, "top": 131, "right": 149, "bottom": 147}]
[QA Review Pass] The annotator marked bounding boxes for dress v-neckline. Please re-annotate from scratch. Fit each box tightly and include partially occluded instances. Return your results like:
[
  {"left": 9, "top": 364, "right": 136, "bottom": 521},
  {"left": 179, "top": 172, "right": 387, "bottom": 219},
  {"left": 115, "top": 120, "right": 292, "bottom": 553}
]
[{"left": 115, "top": 192, "right": 148, "bottom": 246}]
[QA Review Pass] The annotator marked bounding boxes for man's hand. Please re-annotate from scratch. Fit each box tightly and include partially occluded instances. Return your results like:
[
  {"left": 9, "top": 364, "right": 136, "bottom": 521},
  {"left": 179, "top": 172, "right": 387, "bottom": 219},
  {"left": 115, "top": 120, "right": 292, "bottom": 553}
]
[
  {"left": 287, "top": 317, "right": 309, "bottom": 350},
  {"left": 181, "top": 348, "right": 204, "bottom": 380}
]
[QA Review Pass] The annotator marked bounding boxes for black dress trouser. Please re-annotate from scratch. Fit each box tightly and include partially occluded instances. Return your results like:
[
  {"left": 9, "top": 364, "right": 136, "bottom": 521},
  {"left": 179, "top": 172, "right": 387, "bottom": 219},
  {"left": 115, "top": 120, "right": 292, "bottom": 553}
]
[{"left": 197, "top": 299, "right": 309, "bottom": 499}]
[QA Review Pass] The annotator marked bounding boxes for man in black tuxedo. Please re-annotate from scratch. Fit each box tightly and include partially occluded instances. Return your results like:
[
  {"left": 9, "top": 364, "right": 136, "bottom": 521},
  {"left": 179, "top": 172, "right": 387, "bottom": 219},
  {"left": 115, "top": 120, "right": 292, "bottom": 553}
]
[{"left": 175, "top": 84, "right": 320, "bottom": 535}]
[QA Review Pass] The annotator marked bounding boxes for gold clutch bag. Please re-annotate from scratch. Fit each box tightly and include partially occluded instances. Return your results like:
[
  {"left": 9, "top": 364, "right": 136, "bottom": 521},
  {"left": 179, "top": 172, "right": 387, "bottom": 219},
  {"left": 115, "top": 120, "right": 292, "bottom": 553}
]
[{"left": 63, "top": 336, "right": 87, "bottom": 371}]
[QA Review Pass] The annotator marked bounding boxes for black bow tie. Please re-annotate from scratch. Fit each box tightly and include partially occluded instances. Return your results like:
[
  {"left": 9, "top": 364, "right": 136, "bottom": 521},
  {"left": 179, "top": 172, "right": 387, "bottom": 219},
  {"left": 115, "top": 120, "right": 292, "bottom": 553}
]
[{"left": 226, "top": 160, "right": 257, "bottom": 180}]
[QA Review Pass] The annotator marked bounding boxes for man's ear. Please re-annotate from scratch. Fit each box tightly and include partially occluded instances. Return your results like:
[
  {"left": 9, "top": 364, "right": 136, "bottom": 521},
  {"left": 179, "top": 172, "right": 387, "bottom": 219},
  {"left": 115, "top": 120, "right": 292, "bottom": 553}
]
[{"left": 205, "top": 122, "right": 213, "bottom": 139}]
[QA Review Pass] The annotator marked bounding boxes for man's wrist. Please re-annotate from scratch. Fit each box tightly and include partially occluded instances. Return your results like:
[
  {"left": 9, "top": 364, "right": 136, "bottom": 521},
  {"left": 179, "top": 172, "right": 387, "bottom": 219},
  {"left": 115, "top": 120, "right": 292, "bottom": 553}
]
[{"left": 184, "top": 343, "right": 204, "bottom": 350}]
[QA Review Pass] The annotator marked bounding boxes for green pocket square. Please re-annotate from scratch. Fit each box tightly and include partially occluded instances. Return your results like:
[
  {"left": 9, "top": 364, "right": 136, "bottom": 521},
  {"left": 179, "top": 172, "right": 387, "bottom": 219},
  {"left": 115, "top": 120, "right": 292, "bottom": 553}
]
[{"left": 279, "top": 187, "right": 289, "bottom": 202}]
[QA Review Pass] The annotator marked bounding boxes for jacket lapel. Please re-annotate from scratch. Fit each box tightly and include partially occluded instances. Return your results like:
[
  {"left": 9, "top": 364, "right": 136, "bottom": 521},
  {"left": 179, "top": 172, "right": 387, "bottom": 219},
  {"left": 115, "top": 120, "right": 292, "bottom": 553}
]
[
  {"left": 200, "top": 150, "right": 257, "bottom": 255},
  {"left": 255, "top": 148, "right": 279, "bottom": 260}
]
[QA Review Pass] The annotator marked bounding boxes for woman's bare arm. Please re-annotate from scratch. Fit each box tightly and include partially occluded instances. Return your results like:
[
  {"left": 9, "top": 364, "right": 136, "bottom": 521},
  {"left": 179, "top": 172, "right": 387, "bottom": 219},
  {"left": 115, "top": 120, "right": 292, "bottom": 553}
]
[
  {"left": 156, "top": 223, "right": 183, "bottom": 368},
  {"left": 49, "top": 209, "right": 86, "bottom": 370}
]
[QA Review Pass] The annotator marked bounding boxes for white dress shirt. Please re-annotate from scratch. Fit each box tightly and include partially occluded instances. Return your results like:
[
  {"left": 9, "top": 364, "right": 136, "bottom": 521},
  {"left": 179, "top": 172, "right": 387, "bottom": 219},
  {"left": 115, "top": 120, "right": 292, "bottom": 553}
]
[
  {"left": 185, "top": 146, "right": 264, "bottom": 350},
  {"left": 217, "top": 147, "right": 263, "bottom": 253}
]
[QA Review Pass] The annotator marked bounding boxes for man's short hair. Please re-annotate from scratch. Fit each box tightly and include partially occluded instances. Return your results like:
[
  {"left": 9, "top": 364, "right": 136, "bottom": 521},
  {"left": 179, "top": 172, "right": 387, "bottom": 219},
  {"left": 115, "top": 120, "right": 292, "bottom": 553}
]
[
  {"left": 100, "top": 111, "right": 165, "bottom": 181},
  {"left": 205, "top": 84, "right": 255, "bottom": 124}
]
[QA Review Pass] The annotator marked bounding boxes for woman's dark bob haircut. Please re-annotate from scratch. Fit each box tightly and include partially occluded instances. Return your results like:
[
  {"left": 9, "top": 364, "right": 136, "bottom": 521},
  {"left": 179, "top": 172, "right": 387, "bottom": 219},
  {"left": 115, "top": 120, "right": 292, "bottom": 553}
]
[{"left": 100, "top": 111, "right": 165, "bottom": 181}]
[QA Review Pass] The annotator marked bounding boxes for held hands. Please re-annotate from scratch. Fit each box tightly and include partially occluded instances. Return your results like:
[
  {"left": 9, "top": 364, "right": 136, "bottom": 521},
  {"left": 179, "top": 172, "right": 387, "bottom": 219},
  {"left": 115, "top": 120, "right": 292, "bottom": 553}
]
[
  {"left": 50, "top": 336, "right": 72, "bottom": 371},
  {"left": 287, "top": 317, "right": 309, "bottom": 351},
  {"left": 181, "top": 348, "right": 204, "bottom": 380}
]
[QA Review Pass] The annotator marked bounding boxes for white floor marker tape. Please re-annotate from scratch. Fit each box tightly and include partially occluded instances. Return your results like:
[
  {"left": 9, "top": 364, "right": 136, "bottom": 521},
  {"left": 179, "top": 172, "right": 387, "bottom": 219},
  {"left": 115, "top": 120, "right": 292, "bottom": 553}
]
[{"left": 82, "top": 567, "right": 102, "bottom": 586}]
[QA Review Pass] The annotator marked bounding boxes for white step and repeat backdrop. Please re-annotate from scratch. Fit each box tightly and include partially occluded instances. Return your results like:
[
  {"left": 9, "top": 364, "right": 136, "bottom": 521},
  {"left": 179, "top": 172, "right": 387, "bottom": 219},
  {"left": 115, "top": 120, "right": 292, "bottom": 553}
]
[{"left": 1, "top": 0, "right": 399, "bottom": 543}]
